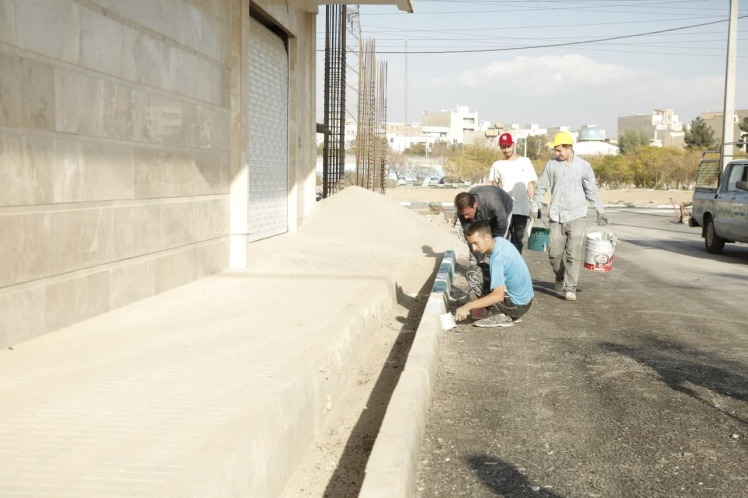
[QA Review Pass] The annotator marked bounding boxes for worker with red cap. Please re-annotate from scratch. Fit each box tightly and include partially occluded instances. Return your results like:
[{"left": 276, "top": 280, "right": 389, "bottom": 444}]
[{"left": 488, "top": 132, "right": 538, "bottom": 253}]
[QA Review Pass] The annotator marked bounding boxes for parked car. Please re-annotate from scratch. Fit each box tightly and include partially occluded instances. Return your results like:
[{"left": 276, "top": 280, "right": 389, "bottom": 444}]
[
  {"left": 690, "top": 155, "right": 748, "bottom": 254},
  {"left": 439, "top": 175, "right": 470, "bottom": 186}
]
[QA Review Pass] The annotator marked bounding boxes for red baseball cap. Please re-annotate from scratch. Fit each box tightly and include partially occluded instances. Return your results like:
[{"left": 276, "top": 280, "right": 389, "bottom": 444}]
[{"left": 499, "top": 132, "right": 514, "bottom": 147}]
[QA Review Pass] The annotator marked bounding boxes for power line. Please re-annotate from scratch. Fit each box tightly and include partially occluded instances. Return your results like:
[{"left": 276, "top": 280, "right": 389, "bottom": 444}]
[{"left": 360, "top": 15, "right": 748, "bottom": 54}]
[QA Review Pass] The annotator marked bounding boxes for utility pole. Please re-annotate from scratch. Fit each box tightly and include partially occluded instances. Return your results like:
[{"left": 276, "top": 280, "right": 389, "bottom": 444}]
[
  {"left": 721, "top": 0, "right": 738, "bottom": 171},
  {"left": 404, "top": 37, "right": 408, "bottom": 126}
]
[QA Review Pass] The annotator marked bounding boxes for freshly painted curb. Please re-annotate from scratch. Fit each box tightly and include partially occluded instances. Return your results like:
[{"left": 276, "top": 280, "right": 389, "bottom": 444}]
[{"left": 359, "top": 250, "right": 455, "bottom": 498}]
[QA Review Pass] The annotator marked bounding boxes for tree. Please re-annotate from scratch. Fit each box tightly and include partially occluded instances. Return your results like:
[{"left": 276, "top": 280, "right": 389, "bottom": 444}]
[
  {"left": 386, "top": 151, "right": 409, "bottom": 181},
  {"left": 524, "top": 135, "right": 547, "bottom": 160},
  {"left": 429, "top": 140, "right": 455, "bottom": 159},
  {"left": 443, "top": 143, "right": 500, "bottom": 183},
  {"left": 739, "top": 117, "right": 748, "bottom": 134},
  {"left": 403, "top": 142, "right": 427, "bottom": 156},
  {"left": 618, "top": 129, "right": 650, "bottom": 155},
  {"left": 589, "top": 155, "right": 633, "bottom": 189},
  {"left": 739, "top": 118, "right": 748, "bottom": 151},
  {"left": 684, "top": 117, "right": 716, "bottom": 150}
]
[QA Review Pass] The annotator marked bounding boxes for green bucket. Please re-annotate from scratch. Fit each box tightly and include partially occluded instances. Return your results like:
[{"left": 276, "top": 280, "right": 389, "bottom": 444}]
[{"left": 528, "top": 227, "right": 550, "bottom": 252}]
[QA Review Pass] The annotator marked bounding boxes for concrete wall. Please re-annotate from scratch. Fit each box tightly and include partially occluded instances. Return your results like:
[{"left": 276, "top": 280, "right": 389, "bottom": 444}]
[{"left": 0, "top": 0, "right": 319, "bottom": 347}]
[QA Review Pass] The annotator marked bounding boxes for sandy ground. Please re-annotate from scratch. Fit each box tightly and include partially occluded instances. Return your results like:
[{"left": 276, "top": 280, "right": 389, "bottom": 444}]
[
  {"left": 280, "top": 187, "right": 461, "bottom": 498},
  {"left": 385, "top": 185, "right": 694, "bottom": 207}
]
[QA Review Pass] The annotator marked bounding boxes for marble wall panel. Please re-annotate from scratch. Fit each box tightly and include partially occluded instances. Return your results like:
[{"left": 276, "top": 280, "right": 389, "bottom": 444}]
[
  {"left": 51, "top": 208, "right": 116, "bottom": 278},
  {"left": 148, "top": 241, "right": 224, "bottom": 295},
  {"left": 108, "top": 259, "right": 157, "bottom": 310},
  {"left": 44, "top": 270, "right": 110, "bottom": 333},
  {"left": 80, "top": 7, "right": 124, "bottom": 78},
  {"left": 193, "top": 239, "right": 229, "bottom": 278},
  {"left": 0, "top": 211, "right": 53, "bottom": 287},
  {"left": 211, "top": 63, "right": 228, "bottom": 108},
  {"left": 20, "top": 58, "right": 55, "bottom": 131},
  {"left": 0, "top": 51, "right": 21, "bottom": 127},
  {"left": 163, "top": 44, "right": 192, "bottom": 100},
  {"left": 175, "top": 1, "right": 203, "bottom": 51},
  {"left": 181, "top": 6, "right": 229, "bottom": 63},
  {"left": 193, "top": 105, "right": 230, "bottom": 150},
  {"left": 52, "top": 139, "right": 135, "bottom": 203},
  {"left": 0, "top": 133, "right": 55, "bottom": 207},
  {"left": 0, "top": 286, "right": 46, "bottom": 348},
  {"left": 154, "top": 246, "right": 199, "bottom": 294},
  {"left": 106, "top": 0, "right": 178, "bottom": 43},
  {"left": 194, "top": 57, "right": 213, "bottom": 104},
  {"left": 133, "top": 147, "right": 230, "bottom": 199},
  {"left": 16, "top": 0, "right": 79, "bottom": 63},
  {"left": 192, "top": 0, "right": 229, "bottom": 22},
  {"left": 194, "top": 149, "right": 231, "bottom": 193},
  {"left": 121, "top": 27, "right": 164, "bottom": 89},
  {"left": 55, "top": 71, "right": 134, "bottom": 141},
  {"left": 110, "top": 203, "right": 164, "bottom": 260},
  {"left": 0, "top": 0, "right": 17, "bottom": 45},
  {"left": 142, "top": 93, "right": 195, "bottom": 147}
]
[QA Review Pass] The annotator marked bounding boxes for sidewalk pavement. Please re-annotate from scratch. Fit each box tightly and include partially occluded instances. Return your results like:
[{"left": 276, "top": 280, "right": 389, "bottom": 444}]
[{"left": 0, "top": 187, "right": 459, "bottom": 497}]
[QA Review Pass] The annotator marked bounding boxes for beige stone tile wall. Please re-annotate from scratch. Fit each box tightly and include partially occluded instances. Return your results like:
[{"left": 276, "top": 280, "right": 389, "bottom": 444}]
[{"left": 0, "top": 0, "right": 249, "bottom": 347}]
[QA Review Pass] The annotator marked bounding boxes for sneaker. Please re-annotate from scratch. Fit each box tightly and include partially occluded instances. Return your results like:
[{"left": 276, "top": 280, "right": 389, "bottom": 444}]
[
  {"left": 554, "top": 279, "right": 564, "bottom": 293},
  {"left": 565, "top": 291, "right": 577, "bottom": 301},
  {"left": 474, "top": 313, "right": 514, "bottom": 328}
]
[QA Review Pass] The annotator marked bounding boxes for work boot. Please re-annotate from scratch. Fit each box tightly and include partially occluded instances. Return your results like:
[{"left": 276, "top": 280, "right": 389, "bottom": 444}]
[{"left": 554, "top": 279, "right": 564, "bottom": 293}]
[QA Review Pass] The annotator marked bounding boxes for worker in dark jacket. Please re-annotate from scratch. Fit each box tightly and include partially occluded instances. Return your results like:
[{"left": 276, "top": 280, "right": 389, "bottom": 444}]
[{"left": 455, "top": 185, "right": 513, "bottom": 265}]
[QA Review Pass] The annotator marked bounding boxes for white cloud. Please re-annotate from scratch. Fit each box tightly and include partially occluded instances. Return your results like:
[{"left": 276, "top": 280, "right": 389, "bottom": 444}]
[
  {"left": 455, "top": 53, "right": 747, "bottom": 132},
  {"left": 460, "top": 54, "right": 634, "bottom": 96}
]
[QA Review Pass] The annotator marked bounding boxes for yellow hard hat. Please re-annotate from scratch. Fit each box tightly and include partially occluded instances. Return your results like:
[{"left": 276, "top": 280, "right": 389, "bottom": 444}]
[{"left": 548, "top": 132, "right": 574, "bottom": 147}]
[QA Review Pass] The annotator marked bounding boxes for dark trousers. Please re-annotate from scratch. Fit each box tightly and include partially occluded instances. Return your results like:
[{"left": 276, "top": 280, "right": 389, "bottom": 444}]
[{"left": 508, "top": 214, "right": 530, "bottom": 254}]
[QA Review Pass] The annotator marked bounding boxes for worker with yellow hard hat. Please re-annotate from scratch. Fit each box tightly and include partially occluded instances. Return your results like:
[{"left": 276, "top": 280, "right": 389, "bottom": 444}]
[{"left": 530, "top": 131, "right": 608, "bottom": 302}]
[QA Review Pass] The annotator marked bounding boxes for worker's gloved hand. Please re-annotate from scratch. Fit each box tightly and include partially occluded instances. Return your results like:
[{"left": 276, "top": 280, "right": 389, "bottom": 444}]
[
  {"left": 596, "top": 212, "right": 609, "bottom": 226},
  {"left": 530, "top": 203, "right": 539, "bottom": 221}
]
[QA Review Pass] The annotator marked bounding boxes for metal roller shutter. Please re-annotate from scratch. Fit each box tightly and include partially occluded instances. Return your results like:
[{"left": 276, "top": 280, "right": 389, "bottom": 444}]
[{"left": 248, "top": 17, "right": 288, "bottom": 242}]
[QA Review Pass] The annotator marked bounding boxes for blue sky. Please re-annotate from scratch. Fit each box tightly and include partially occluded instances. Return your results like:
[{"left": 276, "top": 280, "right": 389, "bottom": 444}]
[{"left": 316, "top": 0, "right": 748, "bottom": 136}]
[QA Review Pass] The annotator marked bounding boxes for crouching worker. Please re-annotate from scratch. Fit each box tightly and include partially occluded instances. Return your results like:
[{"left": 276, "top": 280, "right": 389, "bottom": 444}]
[{"left": 455, "top": 220, "right": 534, "bottom": 328}]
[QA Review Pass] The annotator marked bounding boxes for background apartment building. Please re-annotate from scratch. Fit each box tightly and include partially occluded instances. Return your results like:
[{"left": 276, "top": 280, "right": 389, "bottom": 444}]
[
  {"left": 700, "top": 110, "right": 748, "bottom": 149},
  {"left": 618, "top": 109, "right": 685, "bottom": 148},
  {"left": 421, "top": 104, "right": 479, "bottom": 144}
]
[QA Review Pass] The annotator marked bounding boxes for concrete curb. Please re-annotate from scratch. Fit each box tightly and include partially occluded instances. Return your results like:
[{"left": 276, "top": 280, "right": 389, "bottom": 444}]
[{"left": 359, "top": 251, "right": 455, "bottom": 498}]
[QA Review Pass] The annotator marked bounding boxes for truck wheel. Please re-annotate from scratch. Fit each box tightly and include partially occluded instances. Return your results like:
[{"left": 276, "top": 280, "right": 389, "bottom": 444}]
[{"left": 705, "top": 216, "right": 725, "bottom": 254}]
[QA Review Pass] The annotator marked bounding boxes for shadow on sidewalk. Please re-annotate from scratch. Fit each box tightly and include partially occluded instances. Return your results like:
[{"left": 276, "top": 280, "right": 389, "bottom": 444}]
[{"left": 322, "top": 252, "right": 445, "bottom": 497}]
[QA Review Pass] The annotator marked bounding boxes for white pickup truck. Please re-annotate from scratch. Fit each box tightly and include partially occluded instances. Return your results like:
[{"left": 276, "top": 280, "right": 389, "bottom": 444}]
[{"left": 690, "top": 153, "right": 748, "bottom": 254}]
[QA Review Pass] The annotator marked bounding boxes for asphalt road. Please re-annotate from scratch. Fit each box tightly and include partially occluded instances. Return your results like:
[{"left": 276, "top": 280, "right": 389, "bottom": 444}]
[{"left": 415, "top": 207, "right": 748, "bottom": 498}]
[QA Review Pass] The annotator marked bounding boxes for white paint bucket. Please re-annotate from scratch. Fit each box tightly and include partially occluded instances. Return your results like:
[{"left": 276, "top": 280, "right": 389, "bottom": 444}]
[{"left": 584, "top": 231, "right": 616, "bottom": 272}]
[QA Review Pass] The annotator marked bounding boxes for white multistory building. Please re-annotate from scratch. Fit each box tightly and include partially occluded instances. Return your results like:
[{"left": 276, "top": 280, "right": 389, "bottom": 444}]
[{"left": 618, "top": 109, "right": 685, "bottom": 148}]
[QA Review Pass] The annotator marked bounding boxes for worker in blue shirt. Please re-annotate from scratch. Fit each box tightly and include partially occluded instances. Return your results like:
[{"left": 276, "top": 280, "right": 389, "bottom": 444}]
[{"left": 455, "top": 220, "right": 534, "bottom": 328}]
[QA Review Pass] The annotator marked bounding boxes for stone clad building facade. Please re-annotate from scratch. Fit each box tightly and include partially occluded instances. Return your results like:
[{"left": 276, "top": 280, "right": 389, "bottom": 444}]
[{"left": 0, "top": 0, "right": 411, "bottom": 348}]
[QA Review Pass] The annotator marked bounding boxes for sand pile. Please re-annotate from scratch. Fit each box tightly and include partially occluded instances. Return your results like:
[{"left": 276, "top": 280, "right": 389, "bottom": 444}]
[{"left": 246, "top": 187, "right": 462, "bottom": 283}]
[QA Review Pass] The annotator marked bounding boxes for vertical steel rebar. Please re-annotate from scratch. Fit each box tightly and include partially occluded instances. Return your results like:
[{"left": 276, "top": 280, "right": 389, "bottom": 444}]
[{"left": 322, "top": 5, "right": 347, "bottom": 198}]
